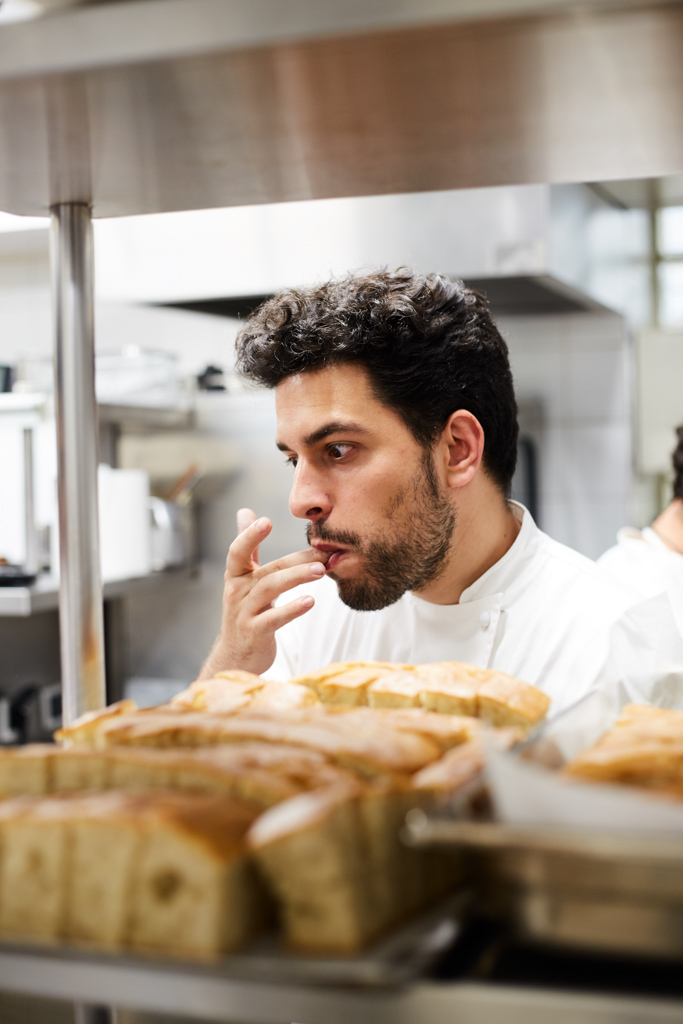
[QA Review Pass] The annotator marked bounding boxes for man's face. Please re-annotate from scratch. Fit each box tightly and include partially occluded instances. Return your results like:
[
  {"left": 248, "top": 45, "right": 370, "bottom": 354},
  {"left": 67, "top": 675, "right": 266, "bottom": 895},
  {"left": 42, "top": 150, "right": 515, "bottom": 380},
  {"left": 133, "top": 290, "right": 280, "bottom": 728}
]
[{"left": 276, "top": 363, "right": 455, "bottom": 611}]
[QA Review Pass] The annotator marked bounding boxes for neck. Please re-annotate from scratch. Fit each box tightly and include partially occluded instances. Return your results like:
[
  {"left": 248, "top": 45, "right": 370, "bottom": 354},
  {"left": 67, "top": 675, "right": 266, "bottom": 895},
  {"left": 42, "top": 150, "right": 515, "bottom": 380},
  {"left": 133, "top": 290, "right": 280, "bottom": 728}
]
[
  {"left": 652, "top": 499, "right": 683, "bottom": 554},
  {"left": 414, "top": 488, "right": 522, "bottom": 605}
]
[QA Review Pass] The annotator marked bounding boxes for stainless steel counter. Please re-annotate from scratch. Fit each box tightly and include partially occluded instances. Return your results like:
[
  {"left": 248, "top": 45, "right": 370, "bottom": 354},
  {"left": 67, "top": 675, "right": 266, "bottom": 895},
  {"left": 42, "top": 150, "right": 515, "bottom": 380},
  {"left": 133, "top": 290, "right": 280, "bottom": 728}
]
[{"left": 0, "top": 944, "right": 681, "bottom": 1024}]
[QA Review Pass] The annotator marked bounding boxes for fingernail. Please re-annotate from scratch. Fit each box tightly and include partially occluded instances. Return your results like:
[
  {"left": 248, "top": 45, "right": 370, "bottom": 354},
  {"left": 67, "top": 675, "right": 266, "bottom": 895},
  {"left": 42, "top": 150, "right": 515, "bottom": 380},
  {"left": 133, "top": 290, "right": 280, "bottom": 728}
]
[
  {"left": 301, "top": 596, "right": 314, "bottom": 609},
  {"left": 255, "top": 517, "right": 269, "bottom": 533},
  {"left": 310, "top": 562, "right": 325, "bottom": 576}
]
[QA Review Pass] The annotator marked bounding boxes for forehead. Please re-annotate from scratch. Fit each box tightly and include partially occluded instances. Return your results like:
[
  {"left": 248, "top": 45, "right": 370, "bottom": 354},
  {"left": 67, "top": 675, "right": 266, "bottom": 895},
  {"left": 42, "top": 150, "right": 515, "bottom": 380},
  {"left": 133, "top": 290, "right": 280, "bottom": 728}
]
[{"left": 275, "top": 364, "right": 405, "bottom": 443}]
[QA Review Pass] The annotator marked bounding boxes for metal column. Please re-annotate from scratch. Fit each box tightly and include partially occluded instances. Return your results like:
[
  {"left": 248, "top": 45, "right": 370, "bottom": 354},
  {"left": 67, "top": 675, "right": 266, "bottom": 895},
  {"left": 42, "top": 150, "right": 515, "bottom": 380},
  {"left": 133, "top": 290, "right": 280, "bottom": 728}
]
[{"left": 51, "top": 202, "right": 106, "bottom": 725}]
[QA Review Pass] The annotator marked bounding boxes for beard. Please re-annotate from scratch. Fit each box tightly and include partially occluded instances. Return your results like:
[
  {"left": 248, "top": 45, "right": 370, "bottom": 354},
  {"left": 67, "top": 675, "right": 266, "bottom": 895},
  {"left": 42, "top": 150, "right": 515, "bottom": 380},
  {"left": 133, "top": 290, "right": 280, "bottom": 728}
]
[{"left": 306, "top": 452, "right": 456, "bottom": 612}]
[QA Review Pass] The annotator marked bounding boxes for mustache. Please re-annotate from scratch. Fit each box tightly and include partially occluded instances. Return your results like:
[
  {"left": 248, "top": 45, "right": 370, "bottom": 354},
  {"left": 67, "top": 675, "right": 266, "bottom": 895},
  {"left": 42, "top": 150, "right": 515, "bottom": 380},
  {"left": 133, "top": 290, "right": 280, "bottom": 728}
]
[{"left": 306, "top": 521, "right": 361, "bottom": 549}]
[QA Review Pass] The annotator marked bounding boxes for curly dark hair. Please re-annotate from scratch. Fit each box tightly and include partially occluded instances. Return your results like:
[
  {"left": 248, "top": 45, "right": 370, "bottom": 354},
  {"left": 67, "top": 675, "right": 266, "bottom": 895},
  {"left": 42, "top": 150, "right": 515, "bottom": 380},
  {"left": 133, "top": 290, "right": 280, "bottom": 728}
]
[
  {"left": 673, "top": 426, "right": 683, "bottom": 500},
  {"left": 236, "top": 268, "right": 519, "bottom": 494}
]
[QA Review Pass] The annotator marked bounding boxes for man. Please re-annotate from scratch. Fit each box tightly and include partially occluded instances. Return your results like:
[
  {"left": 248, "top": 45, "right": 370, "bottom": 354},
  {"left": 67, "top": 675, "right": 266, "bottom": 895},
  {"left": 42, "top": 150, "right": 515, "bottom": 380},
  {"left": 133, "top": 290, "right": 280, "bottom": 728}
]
[
  {"left": 200, "top": 269, "right": 643, "bottom": 713},
  {"left": 599, "top": 426, "right": 683, "bottom": 634}
]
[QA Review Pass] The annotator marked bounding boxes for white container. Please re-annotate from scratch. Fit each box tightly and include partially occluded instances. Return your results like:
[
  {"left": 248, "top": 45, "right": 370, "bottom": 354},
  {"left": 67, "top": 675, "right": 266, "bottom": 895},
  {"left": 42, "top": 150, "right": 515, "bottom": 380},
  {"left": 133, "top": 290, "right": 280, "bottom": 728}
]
[{"left": 98, "top": 465, "right": 152, "bottom": 581}]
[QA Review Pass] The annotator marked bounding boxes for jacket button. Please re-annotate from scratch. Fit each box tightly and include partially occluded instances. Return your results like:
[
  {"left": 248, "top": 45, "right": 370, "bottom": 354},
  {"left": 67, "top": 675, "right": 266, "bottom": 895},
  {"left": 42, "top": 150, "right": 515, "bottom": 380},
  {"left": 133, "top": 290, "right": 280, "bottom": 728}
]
[{"left": 479, "top": 611, "right": 491, "bottom": 631}]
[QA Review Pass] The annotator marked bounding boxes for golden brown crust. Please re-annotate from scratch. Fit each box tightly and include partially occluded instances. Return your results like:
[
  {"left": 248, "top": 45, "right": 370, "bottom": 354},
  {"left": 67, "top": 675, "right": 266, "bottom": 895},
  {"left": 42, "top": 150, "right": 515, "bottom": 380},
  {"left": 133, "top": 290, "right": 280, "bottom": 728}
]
[
  {"left": 317, "top": 667, "right": 391, "bottom": 706},
  {"left": 333, "top": 707, "right": 480, "bottom": 751},
  {"left": 247, "top": 780, "right": 362, "bottom": 849},
  {"left": 412, "top": 727, "right": 524, "bottom": 793},
  {"left": 290, "top": 661, "right": 412, "bottom": 694},
  {"left": 171, "top": 675, "right": 265, "bottom": 712},
  {"left": 98, "top": 710, "right": 442, "bottom": 776},
  {"left": 476, "top": 672, "right": 550, "bottom": 727},
  {"left": 368, "top": 672, "right": 424, "bottom": 708},
  {"left": 249, "top": 681, "right": 320, "bottom": 712},
  {"left": 54, "top": 700, "right": 137, "bottom": 746},
  {"left": 411, "top": 740, "right": 486, "bottom": 793},
  {"left": 565, "top": 704, "right": 683, "bottom": 793}
]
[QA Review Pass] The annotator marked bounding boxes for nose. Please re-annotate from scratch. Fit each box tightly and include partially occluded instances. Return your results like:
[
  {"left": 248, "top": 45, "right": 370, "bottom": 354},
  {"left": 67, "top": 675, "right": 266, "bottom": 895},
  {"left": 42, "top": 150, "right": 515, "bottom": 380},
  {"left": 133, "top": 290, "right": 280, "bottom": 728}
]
[{"left": 289, "top": 461, "right": 332, "bottom": 522}]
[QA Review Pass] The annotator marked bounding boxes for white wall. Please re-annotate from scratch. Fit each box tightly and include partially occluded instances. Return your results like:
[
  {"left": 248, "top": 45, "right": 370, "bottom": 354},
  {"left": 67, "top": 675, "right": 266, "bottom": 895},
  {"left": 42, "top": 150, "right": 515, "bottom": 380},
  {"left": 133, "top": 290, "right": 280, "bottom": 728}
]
[{"left": 500, "top": 311, "right": 634, "bottom": 559}]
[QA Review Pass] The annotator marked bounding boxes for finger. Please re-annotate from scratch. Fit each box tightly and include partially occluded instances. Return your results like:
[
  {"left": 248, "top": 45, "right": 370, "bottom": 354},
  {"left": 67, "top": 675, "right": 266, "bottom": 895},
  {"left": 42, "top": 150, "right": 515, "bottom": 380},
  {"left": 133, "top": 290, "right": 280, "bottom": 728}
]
[
  {"left": 237, "top": 507, "right": 257, "bottom": 534},
  {"left": 254, "top": 547, "right": 328, "bottom": 581},
  {"left": 236, "top": 508, "right": 260, "bottom": 566},
  {"left": 245, "top": 561, "right": 326, "bottom": 614},
  {"left": 226, "top": 516, "right": 272, "bottom": 576},
  {"left": 253, "top": 595, "right": 316, "bottom": 636}
]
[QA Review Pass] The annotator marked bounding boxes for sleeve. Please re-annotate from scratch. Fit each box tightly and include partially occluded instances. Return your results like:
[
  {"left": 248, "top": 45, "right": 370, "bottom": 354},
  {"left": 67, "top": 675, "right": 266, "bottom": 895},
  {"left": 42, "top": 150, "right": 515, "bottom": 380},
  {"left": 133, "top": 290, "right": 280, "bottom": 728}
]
[{"left": 592, "top": 593, "right": 683, "bottom": 711}]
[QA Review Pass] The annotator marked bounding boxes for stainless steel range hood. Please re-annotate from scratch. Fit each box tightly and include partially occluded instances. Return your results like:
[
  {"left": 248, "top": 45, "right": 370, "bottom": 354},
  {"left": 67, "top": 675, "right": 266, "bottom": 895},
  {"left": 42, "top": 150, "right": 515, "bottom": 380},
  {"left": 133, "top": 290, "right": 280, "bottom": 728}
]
[
  {"left": 0, "top": 0, "right": 683, "bottom": 217},
  {"left": 91, "top": 182, "right": 639, "bottom": 319}
]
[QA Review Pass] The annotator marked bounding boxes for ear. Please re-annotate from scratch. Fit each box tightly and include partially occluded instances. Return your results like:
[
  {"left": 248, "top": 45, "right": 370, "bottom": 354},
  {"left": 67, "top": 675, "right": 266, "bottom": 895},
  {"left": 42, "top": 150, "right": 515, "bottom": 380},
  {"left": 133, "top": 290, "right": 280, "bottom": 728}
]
[{"left": 440, "top": 410, "right": 485, "bottom": 490}]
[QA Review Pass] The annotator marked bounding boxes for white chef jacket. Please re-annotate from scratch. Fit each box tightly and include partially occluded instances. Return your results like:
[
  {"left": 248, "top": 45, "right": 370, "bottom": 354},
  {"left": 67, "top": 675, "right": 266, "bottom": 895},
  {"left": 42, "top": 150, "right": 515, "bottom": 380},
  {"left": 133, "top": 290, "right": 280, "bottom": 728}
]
[
  {"left": 270, "top": 503, "right": 643, "bottom": 714},
  {"left": 599, "top": 527, "right": 683, "bottom": 636}
]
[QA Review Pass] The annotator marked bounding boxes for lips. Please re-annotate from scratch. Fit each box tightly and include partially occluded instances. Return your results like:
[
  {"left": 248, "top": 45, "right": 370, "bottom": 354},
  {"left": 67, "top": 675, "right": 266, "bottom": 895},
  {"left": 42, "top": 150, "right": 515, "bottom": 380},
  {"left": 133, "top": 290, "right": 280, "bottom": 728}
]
[
  {"left": 325, "top": 550, "right": 347, "bottom": 572},
  {"left": 311, "top": 542, "right": 349, "bottom": 573}
]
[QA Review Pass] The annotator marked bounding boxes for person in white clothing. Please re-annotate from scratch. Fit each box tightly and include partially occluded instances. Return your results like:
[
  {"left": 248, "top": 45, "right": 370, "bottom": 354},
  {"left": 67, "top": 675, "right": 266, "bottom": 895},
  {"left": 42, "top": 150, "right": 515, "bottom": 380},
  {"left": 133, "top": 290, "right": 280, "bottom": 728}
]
[
  {"left": 199, "top": 269, "right": 644, "bottom": 713},
  {"left": 599, "top": 427, "right": 683, "bottom": 635}
]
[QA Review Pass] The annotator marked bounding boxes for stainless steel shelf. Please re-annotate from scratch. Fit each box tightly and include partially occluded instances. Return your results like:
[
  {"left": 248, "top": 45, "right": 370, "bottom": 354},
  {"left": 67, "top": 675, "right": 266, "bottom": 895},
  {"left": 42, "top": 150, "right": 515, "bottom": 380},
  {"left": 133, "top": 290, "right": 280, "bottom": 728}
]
[
  {"left": 0, "top": 566, "right": 195, "bottom": 617},
  {"left": 0, "top": 0, "right": 681, "bottom": 218},
  {"left": 0, "top": 944, "right": 681, "bottom": 1024},
  {"left": 98, "top": 402, "right": 194, "bottom": 432}
]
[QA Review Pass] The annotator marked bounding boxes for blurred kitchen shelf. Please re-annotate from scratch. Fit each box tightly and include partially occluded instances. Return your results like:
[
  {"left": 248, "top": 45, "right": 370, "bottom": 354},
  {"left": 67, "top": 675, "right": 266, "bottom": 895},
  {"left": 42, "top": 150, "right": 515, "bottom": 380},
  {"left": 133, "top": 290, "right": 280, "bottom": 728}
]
[
  {"left": 98, "top": 403, "right": 194, "bottom": 431},
  {"left": 0, "top": 566, "right": 196, "bottom": 617}
]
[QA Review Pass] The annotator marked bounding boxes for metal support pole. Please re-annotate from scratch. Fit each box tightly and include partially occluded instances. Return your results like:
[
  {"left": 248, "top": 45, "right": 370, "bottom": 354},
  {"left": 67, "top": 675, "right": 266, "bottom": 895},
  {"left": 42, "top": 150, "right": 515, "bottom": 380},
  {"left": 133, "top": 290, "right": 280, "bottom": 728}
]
[
  {"left": 51, "top": 202, "right": 106, "bottom": 725},
  {"left": 22, "top": 427, "right": 39, "bottom": 576}
]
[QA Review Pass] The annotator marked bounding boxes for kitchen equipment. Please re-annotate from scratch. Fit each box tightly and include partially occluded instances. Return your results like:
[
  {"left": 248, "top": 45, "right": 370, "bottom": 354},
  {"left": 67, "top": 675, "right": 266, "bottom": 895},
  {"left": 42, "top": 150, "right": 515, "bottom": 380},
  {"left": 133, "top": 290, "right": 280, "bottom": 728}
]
[
  {"left": 98, "top": 465, "right": 152, "bottom": 582},
  {"left": 16, "top": 348, "right": 181, "bottom": 408},
  {"left": 406, "top": 814, "right": 683, "bottom": 962},
  {"left": 0, "top": 367, "right": 13, "bottom": 393},
  {"left": 95, "top": 346, "right": 180, "bottom": 407},
  {"left": 149, "top": 496, "right": 194, "bottom": 570},
  {"left": 405, "top": 692, "right": 683, "bottom": 962},
  {"left": 0, "top": 565, "right": 37, "bottom": 586}
]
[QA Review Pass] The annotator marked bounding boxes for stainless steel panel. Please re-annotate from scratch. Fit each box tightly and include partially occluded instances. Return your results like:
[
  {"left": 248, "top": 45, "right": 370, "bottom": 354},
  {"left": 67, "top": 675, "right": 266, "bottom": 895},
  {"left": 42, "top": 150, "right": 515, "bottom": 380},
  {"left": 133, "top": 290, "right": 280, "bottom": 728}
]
[
  {"left": 406, "top": 817, "right": 683, "bottom": 960},
  {"left": 1, "top": 3, "right": 683, "bottom": 216}
]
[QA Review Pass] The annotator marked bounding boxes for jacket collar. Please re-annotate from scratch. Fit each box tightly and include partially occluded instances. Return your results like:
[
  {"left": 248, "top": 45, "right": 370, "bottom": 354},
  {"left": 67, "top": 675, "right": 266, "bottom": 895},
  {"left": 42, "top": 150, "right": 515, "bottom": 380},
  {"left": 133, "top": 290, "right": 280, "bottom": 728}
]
[{"left": 455, "top": 502, "right": 542, "bottom": 605}]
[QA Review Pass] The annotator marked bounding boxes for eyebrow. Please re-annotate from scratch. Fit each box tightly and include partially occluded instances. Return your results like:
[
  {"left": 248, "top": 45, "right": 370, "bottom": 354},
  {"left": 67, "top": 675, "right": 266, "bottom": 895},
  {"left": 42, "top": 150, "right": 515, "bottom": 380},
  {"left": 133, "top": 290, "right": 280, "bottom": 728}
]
[{"left": 276, "top": 420, "right": 370, "bottom": 452}]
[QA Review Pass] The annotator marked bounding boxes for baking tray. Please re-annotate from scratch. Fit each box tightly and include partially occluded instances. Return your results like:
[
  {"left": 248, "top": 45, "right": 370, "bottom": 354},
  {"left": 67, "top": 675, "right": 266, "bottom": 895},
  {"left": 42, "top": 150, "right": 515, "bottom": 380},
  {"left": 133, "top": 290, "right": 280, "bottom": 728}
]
[
  {"left": 405, "top": 814, "right": 683, "bottom": 960},
  {"left": 0, "top": 889, "right": 468, "bottom": 991}
]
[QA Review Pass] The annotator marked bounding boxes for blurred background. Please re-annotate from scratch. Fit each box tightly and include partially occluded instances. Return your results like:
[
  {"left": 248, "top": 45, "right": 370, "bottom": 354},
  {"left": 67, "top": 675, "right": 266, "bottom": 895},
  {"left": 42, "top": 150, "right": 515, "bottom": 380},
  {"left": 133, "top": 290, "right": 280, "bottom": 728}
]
[{"left": 0, "top": 0, "right": 682, "bottom": 739}]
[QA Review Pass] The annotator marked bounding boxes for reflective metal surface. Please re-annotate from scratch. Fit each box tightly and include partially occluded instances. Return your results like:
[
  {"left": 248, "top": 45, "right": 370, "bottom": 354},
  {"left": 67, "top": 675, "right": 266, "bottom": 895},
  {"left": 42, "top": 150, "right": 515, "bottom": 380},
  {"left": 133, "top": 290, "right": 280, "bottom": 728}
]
[
  {"left": 406, "top": 817, "right": 683, "bottom": 960},
  {"left": 0, "top": 945, "right": 683, "bottom": 1024},
  {"left": 52, "top": 202, "right": 106, "bottom": 723},
  {"left": 1, "top": 2, "right": 683, "bottom": 216}
]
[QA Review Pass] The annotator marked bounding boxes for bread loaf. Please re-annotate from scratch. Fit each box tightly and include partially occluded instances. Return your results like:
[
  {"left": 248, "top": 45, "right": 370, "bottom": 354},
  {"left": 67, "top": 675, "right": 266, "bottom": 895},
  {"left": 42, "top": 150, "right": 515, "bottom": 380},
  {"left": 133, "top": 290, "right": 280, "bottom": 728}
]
[
  {"left": 53, "top": 700, "right": 137, "bottom": 747},
  {"left": 96, "top": 710, "right": 442, "bottom": 777},
  {"left": 0, "top": 792, "right": 266, "bottom": 958},
  {"left": 248, "top": 781, "right": 377, "bottom": 951},
  {"left": 476, "top": 672, "right": 550, "bottom": 728},
  {"left": 0, "top": 744, "right": 53, "bottom": 797},
  {"left": 0, "top": 797, "right": 69, "bottom": 942},
  {"left": 127, "top": 793, "right": 266, "bottom": 959}
]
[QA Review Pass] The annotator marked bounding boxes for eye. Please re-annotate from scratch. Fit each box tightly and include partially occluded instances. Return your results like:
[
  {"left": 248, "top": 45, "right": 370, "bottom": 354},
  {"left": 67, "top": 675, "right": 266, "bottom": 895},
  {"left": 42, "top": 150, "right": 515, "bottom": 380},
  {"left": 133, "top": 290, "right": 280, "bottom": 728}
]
[
  {"left": 328, "top": 443, "right": 354, "bottom": 461},
  {"left": 285, "top": 455, "right": 298, "bottom": 468}
]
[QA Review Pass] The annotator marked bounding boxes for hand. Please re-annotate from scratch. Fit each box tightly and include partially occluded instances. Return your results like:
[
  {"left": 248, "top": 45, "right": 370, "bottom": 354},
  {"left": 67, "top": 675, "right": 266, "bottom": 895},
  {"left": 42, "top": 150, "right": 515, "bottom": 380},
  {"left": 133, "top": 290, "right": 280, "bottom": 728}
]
[{"left": 198, "top": 508, "right": 326, "bottom": 677}]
